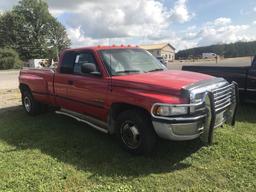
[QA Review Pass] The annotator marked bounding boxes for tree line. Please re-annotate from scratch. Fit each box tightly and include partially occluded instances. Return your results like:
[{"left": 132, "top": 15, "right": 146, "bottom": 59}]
[
  {"left": 176, "top": 41, "right": 256, "bottom": 59},
  {"left": 0, "top": 0, "right": 71, "bottom": 69}
]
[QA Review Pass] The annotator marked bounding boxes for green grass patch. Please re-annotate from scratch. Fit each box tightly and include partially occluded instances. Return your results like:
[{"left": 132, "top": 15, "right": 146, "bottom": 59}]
[{"left": 0, "top": 104, "right": 255, "bottom": 192}]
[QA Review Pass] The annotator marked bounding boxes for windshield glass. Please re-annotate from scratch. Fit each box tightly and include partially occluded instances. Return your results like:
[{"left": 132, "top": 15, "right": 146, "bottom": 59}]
[{"left": 99, "top": 48, "right": 166, "bottom": 76}]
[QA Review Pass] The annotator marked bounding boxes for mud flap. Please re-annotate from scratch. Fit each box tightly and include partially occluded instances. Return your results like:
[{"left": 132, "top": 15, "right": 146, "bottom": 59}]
[
  {"left": 226, "top": 82, "right": 239, "bottom": 126},
  {"left": 200, "top": 92, "right": 216, "bottom": 145}
]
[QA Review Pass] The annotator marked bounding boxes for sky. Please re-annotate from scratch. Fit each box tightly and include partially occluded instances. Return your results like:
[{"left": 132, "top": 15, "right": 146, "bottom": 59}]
[{"left": 0, "top": 0, "right": 256, "bottom": 51}]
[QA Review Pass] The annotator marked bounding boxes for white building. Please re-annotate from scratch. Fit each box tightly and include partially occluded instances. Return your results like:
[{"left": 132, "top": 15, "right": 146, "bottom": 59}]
[{"left": 140, "top": 43, "right": 176, "bottom": 62}]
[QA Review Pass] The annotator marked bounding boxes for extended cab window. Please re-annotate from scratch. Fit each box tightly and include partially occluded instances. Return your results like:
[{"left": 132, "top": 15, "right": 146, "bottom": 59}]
[
  {"left": 60, "top": 51, "right": 76, "bottom": 74},
  {"left": 74, "top": 52, "right": 99, "bottom": 74},
  {"left": 60, "top": 51, "right": 100, "bottom": 76}
]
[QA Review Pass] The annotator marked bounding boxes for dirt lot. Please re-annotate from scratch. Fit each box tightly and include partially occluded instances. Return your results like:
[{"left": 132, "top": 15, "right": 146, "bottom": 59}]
[
  {"left": 0, "top": 70, "right": 21, "bottom": 110},
  {"left": 0, "top": 89, "right": 21, "bottom": 110},
  {"left": 0, "top": 70, "right": 19, "bottom": 90}
]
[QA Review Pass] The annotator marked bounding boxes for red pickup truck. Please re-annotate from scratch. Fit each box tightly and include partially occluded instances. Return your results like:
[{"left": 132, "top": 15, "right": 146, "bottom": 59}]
[{"left": 19, "top": 46, "right": 238, "bottom": 155}]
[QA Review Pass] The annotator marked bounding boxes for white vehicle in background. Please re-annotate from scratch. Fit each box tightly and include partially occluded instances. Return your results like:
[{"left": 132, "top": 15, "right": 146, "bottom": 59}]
[
  {"left": 28, "top": 59, "right": 54, "bottom": 68},
  {"left": 202, "top": 53, "right": 218, "bottom": 59}
]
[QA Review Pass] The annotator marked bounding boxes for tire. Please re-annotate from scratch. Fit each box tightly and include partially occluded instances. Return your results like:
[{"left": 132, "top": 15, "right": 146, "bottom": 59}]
[
  {"left": 21, "top": 90, "right": 42, "bottom": 116},
  {"left": 116, "top": 109, "right": 157, "bottom": 155}
]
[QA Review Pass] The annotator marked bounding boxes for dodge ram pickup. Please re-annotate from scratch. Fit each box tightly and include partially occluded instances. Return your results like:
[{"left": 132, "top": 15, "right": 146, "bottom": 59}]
[
  {"left": 19, "top": 46, "right": 238, "bottom": 155},
  {"left": 182, "top": 56, "right": 256, "bottom": 103}
]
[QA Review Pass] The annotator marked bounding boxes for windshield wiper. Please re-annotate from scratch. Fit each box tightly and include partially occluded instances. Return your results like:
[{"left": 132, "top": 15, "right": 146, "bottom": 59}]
[
  {"left": 147, "top": 68, "right": 164, "bottom": 72},
  {"left": 115, "top": 70, "right": 141, "bottom": 73}
]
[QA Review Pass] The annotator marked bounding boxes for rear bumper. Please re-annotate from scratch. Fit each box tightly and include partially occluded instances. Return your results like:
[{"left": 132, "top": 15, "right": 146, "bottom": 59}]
[{"left": 151, "top": 82, "right": 238, "bottom": 141}]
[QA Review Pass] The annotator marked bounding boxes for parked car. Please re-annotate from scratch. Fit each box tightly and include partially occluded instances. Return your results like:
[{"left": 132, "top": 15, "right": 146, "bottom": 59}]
[
  {"left": 182, "top": 56, "right": 256, "bottom": 103},
  {"left": 19, "top": 46, "right": 238, "bottom": 155},
  {"left": 156, "top": 56, "right": 167, "bottom": 66}
]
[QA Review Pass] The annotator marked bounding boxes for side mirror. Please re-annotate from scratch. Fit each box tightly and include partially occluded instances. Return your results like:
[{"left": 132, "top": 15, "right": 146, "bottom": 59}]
[{"left": 81, "top": 63, "right": 101, "bottom": 76}]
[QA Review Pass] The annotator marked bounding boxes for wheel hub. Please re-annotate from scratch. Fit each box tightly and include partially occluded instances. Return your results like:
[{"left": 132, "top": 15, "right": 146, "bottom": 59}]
[
  {"left": 121, "top": 121, "right": 141, "bottom": 149},
  {"left": 24, "top": 96, "right": 31, "bottom": 112}
]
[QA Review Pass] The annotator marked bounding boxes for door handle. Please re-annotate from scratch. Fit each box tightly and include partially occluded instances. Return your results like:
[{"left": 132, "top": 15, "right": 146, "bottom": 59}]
[{"left": 67, "top": 80, "right": 74, "bottom": 85}]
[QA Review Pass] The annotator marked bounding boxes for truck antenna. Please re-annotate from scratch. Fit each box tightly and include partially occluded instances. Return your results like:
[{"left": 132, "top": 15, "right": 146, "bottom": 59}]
[{"left": 110, "top": 42, "right": 113, "bottom": 92}]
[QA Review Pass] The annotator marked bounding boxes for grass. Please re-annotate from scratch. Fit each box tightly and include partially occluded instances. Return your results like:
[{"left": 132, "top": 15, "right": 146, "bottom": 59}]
[{"left": 0, "top": 104, "right": 255, "bottom": 192}]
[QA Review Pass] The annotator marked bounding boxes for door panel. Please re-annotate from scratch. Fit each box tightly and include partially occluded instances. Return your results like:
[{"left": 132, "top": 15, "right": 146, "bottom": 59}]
[
  {"left": 54, "top": 73, "right": 75, "bottom": 110},
  {"left": 54, "top": 51, "right": 77, "bottom": 109},
  {"left": 66, "top": 51, "right": 108, "bottom": 121},
  {"left": 68, "top": 76, "right": 108, "bottom": 121},
  {"left": 54, "top": 50, "right": 109, "bottom": 121}
]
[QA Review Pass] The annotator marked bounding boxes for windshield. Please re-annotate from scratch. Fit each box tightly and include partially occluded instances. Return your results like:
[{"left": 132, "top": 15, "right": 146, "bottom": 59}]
[{"left": 99, "top": 48, "right": 166, "bottom": 76}]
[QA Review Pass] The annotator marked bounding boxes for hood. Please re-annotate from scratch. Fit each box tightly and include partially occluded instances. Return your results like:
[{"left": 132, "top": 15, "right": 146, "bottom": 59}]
[{"left": 111, "top": 70, "right": 214, "bottom": 96}]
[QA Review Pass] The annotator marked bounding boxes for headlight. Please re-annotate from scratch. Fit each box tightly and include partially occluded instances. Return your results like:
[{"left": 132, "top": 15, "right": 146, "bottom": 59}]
[
  {"left": 153, "top": 105, "right": 188, "bottom": 116},
  {"left": 193, "top": 92, "right": 206, "bottom": 103}
]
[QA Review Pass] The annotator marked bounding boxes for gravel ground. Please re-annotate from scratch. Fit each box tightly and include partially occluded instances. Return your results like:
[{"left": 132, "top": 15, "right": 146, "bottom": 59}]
[
  {"left": 0, "top": 89, "right": 21, "bottom": 110},
  {"left": 0, "top": 70, "right": 21, "bottom": 111},
  {"left": 0, "top": 70, "right": 20, "bottom": 90}
]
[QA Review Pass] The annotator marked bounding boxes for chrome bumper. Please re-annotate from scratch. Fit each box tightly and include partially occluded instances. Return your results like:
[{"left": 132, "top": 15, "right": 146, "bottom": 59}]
[{"left": 151, "top": 82, "right": 239, "bottom": 142}]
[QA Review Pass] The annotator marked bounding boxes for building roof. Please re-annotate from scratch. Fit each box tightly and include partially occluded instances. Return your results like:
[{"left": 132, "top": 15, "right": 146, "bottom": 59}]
[{"left": 140, "top": 43, "right": 175, "bottom": 51}]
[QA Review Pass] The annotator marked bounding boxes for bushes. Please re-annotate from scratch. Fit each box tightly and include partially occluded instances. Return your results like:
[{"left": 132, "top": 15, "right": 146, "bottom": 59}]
[{"left": 0, "top": 47, "right": 23, "bottom": 70}]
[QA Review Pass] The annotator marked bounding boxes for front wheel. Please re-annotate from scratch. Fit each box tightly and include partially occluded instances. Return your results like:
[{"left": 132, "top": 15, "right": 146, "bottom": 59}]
[{"left": 116, "top": 110, "right": 157, "bottom": 155}]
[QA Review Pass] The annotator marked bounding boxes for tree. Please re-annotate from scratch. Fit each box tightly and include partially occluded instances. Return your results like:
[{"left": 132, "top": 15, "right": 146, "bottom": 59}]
[
  {"left": 0, "top": 12, "right": 24, "bottom": 50},
  {"left": 47, "top": 18, "right": 71, "bottom": 60},
  {"left": 0, "top": 47, "right": 22, "bottom": 69},
  {"left": 176, "top": 41, "right": 256, "bottom": 59},
  {"left": 0, "top": 0, "right": 71, "bottom": 60}
]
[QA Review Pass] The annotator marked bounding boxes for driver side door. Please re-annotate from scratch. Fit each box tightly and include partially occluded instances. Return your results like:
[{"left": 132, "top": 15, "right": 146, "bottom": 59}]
[{"left": 67, "top": 51, "right": 109, "bottom": 121}]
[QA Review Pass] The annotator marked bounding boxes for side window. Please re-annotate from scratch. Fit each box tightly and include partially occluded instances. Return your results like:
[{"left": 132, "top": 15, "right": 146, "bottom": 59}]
[
  {"left": 74, "top": 52, "right": 99, "bottom": 74},
  {"left": 60, "top": 51, "right": 76, "bottom": 74}
]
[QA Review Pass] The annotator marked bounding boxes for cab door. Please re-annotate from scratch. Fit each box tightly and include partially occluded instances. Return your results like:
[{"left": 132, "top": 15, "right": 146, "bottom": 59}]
[{"left": 67, "top": 51, "right": 109, "bottom": 121}]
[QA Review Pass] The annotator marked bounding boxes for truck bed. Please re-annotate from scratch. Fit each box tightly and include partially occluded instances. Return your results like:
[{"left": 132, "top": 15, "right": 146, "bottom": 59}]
[{"left": 19, "top": 68, "right": 55, "bottom": 104}]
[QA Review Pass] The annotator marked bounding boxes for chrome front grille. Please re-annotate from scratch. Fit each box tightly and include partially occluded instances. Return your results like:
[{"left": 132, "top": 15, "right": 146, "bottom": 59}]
[
  {"left": 184, "top": 78, "right": 236, "bottom": 115},
  {"left": 212, "top": 83, "right": 234, "bottom": 112}
]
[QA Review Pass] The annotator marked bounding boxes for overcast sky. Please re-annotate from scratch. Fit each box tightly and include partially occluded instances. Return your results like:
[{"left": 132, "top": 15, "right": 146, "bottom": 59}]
[{"left": 1, "top": 0, "right": 256, "bottom": 50}]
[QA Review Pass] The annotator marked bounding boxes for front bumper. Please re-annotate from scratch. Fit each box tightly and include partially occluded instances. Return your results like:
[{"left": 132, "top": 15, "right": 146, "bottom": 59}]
[{"left": 151, "top": 82, "right": 239, "bottom": 141}]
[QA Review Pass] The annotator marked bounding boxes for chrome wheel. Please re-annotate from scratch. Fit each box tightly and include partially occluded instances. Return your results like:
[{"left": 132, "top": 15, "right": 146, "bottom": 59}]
[
  {"left": 120, "top": 121, "right": 141, "bottom": 149},
  {"left": 24, "top": 96, "right": 31, "bottom": 112}
]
